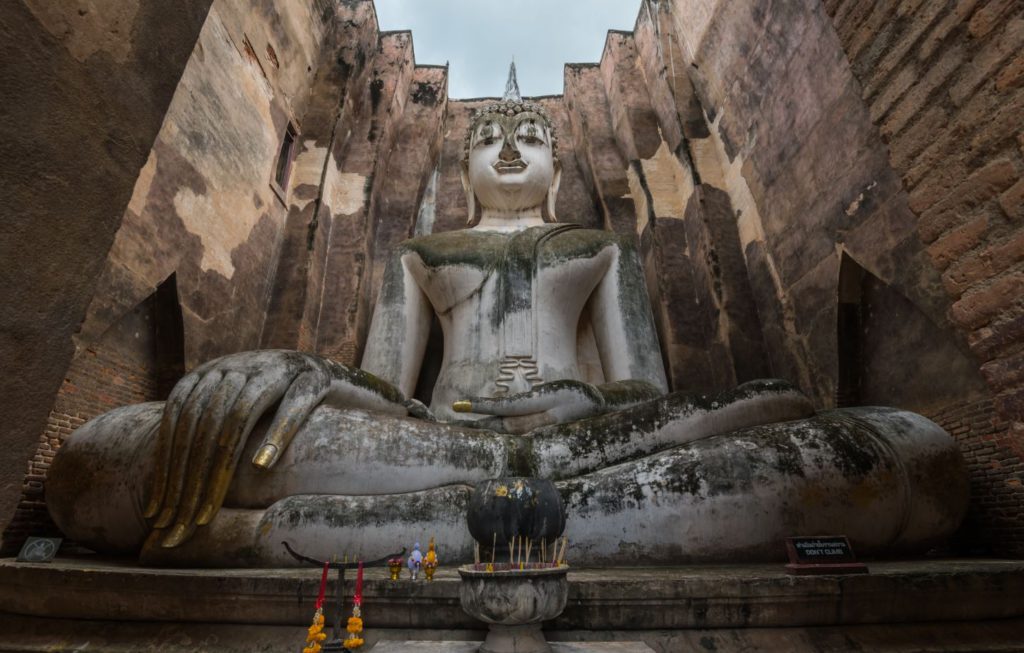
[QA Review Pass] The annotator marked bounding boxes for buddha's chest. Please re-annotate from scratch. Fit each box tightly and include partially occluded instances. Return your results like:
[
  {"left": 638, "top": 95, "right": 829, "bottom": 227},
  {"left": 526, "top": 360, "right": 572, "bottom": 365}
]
[{"left": 405, "top": 248, "right": 611, "bottom": 319}]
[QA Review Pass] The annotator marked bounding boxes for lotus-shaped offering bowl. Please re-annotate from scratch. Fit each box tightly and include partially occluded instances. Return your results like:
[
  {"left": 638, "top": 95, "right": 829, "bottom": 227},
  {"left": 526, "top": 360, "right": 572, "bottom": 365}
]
[{"left": 458, "top": 564, "right": 569, "bottom": 653}]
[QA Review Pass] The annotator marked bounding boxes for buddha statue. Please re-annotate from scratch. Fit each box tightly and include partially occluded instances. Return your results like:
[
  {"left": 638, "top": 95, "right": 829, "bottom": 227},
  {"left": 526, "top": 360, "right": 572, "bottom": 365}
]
[{"left": 46, "top": 79, "right": 968, "bottom": 567}]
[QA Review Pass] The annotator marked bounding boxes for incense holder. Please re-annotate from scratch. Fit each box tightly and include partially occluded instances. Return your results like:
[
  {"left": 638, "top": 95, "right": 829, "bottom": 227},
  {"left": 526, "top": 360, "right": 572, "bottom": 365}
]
[
  {"left": 467, "top": 478, "right": 565, "bottom": 562},
  {"left": 458, "top": 564, "right": 568, "bottom": 653}
]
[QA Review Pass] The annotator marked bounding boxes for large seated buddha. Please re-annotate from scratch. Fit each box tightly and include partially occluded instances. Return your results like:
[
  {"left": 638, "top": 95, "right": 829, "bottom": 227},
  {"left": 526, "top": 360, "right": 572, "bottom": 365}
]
[{"left": 46, "top": 88, "right": 968, "bottom": 567}]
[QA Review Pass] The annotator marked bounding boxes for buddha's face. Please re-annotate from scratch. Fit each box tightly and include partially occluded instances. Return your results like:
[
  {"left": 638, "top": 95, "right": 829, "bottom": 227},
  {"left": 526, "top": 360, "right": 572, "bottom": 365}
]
[{"left": 467, "top": 113, "right": 556, "bottom": 212}]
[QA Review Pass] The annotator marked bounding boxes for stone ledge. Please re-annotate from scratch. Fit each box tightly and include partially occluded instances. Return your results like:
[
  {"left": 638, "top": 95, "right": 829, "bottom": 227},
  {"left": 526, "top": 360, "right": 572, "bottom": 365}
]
[{"left": 1, "top": 557, "right": 1023, "bottom": 630}]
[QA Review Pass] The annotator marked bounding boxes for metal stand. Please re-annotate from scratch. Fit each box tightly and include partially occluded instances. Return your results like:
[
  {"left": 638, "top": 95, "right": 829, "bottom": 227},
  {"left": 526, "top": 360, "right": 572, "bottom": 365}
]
[{"left": 282, "top": 541, "right": 404, "bottom": 651}]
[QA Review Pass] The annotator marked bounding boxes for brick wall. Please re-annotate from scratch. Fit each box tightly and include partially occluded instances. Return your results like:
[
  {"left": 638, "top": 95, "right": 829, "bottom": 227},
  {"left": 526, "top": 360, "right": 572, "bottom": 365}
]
[
  {"left": 1, "top": 302, "right": 162, "bottom": 554},
  {"left": 825, "top": 0, "right": 1024, "bottom": 554},
  {"left": 929, "top": 397, "right": 1012, "bottom": 552}
]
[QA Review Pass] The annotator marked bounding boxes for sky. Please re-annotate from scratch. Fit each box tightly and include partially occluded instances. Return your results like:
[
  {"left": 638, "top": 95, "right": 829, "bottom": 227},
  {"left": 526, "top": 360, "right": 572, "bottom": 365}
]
[{"left": 373, "top": 0, "right": 643, "bottom": 99}]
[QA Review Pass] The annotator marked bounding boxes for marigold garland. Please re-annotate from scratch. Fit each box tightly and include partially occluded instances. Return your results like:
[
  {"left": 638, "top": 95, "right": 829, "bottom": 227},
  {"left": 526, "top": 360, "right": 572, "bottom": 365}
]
[
  {"left": 303, "top": 608, "right": 327, "bottom": 653},
  {"left": 344, "top": 562, "right": 365, "bottom": 650},
  {"left": 343, "top": 605, "right": 364, "bottom": 649}
]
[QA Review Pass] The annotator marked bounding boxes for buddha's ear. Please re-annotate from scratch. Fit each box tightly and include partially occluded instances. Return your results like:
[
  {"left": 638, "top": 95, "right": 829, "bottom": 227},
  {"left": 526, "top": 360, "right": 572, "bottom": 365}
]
[
  {"left": 460, "top": 160, "right": 478, "bottom": 226},
  {"left": 543, "top": 158, "right": 562, "bottom": 223}
]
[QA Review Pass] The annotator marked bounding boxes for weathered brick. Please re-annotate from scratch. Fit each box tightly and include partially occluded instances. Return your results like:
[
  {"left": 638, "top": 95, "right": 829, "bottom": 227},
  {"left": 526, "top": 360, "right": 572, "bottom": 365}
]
[
  {"left": 981, "top": 350, "right": 1024, "bottom": 391},
  {"left": 968, "top": 85, "right": 1024, "bottom": 153},
  {"left": 919, "top": 0, "right": 984, "bottom": 60},
  {"left": 847, "top": 2, "right": 902, "bottom": 62},
  {"left": 995, "top": 385, "right": 1024, "bottom": 419},
  {"left": 870, "top": 63, "right": 918, "bottom": 122},
  {"left": 907, "top": 156, "right": 967, "bottom": 208},
  {"left": 951, "top": 269, "right": 1024, "bottom": 329},
  {"left": 996, "top": 50, "right": 1024, "bottom": 91},
  {"left": 917, "top": 158, "right": 1018, "bottom": 242},
  {"left": 1000, "top": 177, "right": 1024, "bottom": 219},
  {"left": 943, "top": 230, "right": 1024, "bottom": 296},
  {"left": 888, "top": 105, "right": 949, "bottom": 169},
  {"left": 950, "top": 17, "right": 1024, "bottom": 106},
  {"left": 927, "top": 214, "right": 989, "bottom": 269},
  {"left": 882, "top": 45, "right": 964, "bottom": 136},
  {"left": 864, "top": 0, "right": 948, "bottom": 98},
  {"left": 969, "top": 303, "right": 1024, "bottom": 358},
  {"left": 969, "top": 0, "right": 1019, "bottom": 38}
]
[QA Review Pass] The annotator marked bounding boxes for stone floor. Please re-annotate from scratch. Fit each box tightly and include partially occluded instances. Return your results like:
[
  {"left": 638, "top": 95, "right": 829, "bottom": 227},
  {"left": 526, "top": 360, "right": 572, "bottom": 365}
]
[
  {"left": 1, "top": 556, "right": 1024, "bottom": 651},
  {"left": 370, "top": 643, "right": 653, "bottom": 652}
]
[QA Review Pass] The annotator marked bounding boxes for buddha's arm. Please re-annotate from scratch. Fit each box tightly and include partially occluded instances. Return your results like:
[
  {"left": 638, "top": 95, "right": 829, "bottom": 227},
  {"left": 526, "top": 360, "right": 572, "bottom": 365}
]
[
  {"left": 588, "top": 238, "right": 669, "bottom": 395},
  {"left": 360, "top": 250, "right": 433, "bottom": 398}
]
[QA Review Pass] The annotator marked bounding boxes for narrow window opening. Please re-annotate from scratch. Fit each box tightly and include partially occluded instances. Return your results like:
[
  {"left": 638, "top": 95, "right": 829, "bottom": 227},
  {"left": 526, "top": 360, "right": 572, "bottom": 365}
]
[{"left": 271, "top": 122, "right": 298, "bottom": 202}]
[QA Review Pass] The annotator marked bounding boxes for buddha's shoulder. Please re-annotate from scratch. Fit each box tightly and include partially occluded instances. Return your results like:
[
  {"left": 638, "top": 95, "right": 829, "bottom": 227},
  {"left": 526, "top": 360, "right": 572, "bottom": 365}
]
[
  {"left": 540, "top": 226, "right": 630, "bottom": 260},
  {"left": 396, "top": 230, "right": 506, "bottom": 267}
]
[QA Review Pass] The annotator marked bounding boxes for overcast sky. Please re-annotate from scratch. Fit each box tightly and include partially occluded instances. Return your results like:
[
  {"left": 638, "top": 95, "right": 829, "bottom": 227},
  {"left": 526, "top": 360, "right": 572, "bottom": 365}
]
[{"left": 374, "top": 0, "right": 643, "bottom": 99}]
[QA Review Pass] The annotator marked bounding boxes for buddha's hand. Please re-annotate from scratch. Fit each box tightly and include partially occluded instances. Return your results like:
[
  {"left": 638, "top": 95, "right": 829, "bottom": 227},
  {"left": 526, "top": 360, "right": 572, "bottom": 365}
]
[
  {"left": 454, "top": 379, "right": 661, "bottom": 435},
  {"left": 144, "top": 350, "right": 409, "bottom": 548}
]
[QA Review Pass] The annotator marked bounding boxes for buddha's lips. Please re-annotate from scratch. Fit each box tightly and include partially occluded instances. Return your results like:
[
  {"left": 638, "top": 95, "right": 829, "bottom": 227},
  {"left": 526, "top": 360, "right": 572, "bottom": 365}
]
[{"left": 494, "top": 159, "right": 527, "bottom": 173}]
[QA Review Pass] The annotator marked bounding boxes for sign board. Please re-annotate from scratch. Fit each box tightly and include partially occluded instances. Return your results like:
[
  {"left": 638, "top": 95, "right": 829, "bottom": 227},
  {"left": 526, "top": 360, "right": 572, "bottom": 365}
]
[
  {"left": 785, "top": 535, "right": 868, "bottom": 575},
  {"left": 17, "top": 537, "right": 62, "bottom": 563}
]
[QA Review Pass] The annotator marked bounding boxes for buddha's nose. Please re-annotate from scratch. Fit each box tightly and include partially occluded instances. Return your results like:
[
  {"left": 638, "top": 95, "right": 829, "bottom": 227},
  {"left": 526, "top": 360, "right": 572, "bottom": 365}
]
[{"left": 499, "top": 137, "right": 521, "bottom": 162}]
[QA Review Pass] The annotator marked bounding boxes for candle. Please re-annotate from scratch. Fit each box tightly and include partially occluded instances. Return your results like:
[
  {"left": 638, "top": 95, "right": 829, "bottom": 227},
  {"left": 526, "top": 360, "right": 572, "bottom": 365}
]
[
  {"left": 354, "top": 560, "right": 364, "bottom": 607},
  {"left": 315, "top": 560, "right": 330, "bottom": 609}
]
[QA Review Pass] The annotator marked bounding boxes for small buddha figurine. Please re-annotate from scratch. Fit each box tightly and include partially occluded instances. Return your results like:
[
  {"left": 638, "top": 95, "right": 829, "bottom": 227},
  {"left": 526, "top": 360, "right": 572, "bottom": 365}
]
[
  {"left": 408, "top": 542, "right": 423, "bottom": 580},
  {"left": 423, "top": 537, "right": 439, "bottom": 581},
  {"left": 46, "top": 68, "right": 968, "bottom": 567}
]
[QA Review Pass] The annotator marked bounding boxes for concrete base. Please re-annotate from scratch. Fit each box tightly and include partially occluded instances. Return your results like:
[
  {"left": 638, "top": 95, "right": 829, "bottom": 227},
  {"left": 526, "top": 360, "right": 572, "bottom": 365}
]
[{"left": 2, "top": 558, "right": 1024, "bottom": 651}]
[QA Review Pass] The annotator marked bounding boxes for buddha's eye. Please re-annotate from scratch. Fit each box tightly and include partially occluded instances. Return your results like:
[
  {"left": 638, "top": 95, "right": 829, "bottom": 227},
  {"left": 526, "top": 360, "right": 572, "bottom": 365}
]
[
  {"left": 474, "top": 122, "right": 502, "bottom": 147},
  {"left": 517, "top": 122, "right": 544, "bottom": 145}
]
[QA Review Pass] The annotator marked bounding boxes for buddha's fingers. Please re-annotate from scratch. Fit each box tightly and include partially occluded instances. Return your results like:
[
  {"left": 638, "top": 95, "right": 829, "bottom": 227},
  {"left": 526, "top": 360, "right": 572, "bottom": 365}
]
[
  {"left": 462, "top": 392, "right": 561, "bottom": 417},
  {"left": 194, "top": 370, "right": 296, "bottom": 527},
  {"left": 252, "top": 366, "right": 330, "bottom": 470},
  {"left": 153, "top": 371, "right": 223, "bottom": 529},
  {"left": 160, "top": 371, "right": 246, "bottom": 548},
  {"left": 145, "top": 372, "right": 200, "bottom": 519}
]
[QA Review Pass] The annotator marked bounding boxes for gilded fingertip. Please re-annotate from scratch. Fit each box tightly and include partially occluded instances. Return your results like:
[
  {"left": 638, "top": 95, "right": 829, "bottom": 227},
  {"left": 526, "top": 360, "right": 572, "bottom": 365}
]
[
  {"left": 252, "top": 444, "right": 279, "bottom": 470},
  {"left": 161, "top": 523, "right": 188, "bottom": 548},
  {"left": 452, "top": 400, "right": 473, "bottom": 413},
  {"left": 143, "top": 499, "right": 161, "bottom": 519},
  {"left": 153, "top": 506, "right": 176, "bottom": 529},
  {"left": 196, "top": 504, "right": 215, "bottom": 526}
]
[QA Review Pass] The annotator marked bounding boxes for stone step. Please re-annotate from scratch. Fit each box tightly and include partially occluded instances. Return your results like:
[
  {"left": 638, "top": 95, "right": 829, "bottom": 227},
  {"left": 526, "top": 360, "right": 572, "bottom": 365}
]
[{"left": 2, "top": 557, "right": 1023, "bottom": 631}]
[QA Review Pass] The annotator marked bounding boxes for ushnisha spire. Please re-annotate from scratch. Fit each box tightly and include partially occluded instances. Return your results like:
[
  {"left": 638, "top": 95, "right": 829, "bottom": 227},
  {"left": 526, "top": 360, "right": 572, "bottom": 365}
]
[{"left": 503, "top": 61, "right": 522, "bottom": 102}]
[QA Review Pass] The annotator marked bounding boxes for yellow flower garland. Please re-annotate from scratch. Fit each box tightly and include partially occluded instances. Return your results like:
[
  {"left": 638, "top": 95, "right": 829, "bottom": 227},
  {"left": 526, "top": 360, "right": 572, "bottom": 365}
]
[
  {"left": 344, "top": 605, "right": 364, "bottom": 649},
  {"left": 303, "top": 609, "right": 327, "bottom": 653}
]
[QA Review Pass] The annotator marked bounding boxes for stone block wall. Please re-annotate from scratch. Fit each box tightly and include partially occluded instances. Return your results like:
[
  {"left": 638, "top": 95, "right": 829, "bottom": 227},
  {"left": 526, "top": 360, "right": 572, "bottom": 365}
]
[{"left": 825, "top": 0, "right": 1024, "bottom": 553}]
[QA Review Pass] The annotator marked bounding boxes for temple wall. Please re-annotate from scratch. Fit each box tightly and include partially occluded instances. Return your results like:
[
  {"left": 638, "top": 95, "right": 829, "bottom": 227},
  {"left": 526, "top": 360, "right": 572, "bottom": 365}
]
[
  {"left": 823, "top": 0, "right": 1024, "bottom": 552},
  {"left": 0, "top": 0, "right": 213, "bottom": 552},
  {"left": 1, "top": 0, "right": 355, "bottom": 552}
]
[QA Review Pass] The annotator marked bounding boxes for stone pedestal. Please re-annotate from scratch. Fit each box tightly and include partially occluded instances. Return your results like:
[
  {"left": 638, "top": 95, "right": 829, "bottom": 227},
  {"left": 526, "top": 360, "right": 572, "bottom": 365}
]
[{"left": 459, "top": 565, "right": 569, "bottom": 653}]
